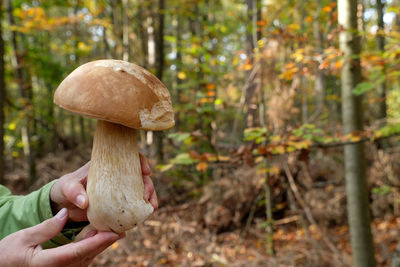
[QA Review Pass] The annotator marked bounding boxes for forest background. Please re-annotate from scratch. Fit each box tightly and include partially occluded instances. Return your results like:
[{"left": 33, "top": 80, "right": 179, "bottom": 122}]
[{"left": 0, "top": 0, "right": 400, "bottom": 266}]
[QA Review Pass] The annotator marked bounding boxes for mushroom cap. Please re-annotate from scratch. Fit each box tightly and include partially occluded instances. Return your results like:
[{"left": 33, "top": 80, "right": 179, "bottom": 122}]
[{"left": 54, "top": 59, "right": 175, "bottom": 131}]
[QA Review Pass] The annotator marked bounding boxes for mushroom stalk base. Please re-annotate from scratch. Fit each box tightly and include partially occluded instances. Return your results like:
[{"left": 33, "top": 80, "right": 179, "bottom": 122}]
[{"left": 87, "top": 120, "right": 154, "bottom": 233}]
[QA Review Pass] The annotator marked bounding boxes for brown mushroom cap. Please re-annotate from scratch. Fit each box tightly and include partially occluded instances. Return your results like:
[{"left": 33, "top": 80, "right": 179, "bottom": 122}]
[{"left": 54, "top": 59, "right": 175, "bottom": 131}]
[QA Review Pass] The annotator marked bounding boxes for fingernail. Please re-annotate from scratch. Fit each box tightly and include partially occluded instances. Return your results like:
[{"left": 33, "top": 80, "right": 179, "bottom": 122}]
[
  {"left": 84, "top": 230, "right": 97, "bottom": 239},
  {"left": 76, "top": 194, "right": 86, "bottom": 209},
  {"left": 55, "top": 208, "right": 68, "bottom": 220}
]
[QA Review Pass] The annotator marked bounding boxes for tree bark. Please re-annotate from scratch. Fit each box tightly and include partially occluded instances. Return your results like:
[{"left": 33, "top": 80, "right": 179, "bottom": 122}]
[
  {"left": 111, "top": 0, "right": 122, "bottom": 58},
  {"left": 0, "top": 0, "right": 5, "bottom": 185},
  {"left": 155, "top": 0, "right": 165, "bottom": 161},
  {"left": 376, "top": 0, "right": 386, "bottom": 120},
  {"left": 137, "top": 0, "right": 149, "bottom": 68},
  {"left": 74, "top": 1, "right": 86, "bottom": 144},
  {"left": 122, "top": 0, "right": 130, "bottom": 61},
  {"left": 312, "top": 1, "right": 326, "bottom": 120},
  {"left": 338, "top": 0, "right": 376, "bottom": 266},
  {"left": 244, "top": 0, "right": 260, "bottom": 128}
]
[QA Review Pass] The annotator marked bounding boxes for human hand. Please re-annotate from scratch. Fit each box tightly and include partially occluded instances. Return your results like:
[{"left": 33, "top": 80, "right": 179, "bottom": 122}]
[
  {"left": 0, "top": 208, "right": 124, "bottom": 267},
  {"left": 50, "top": 153, "right": 159, "bottom": 222}
]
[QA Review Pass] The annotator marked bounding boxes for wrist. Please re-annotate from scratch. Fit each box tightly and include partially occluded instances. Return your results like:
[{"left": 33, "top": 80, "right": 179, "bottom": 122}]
[{"left": 49, "top": 180, "right": 63, "bottom": 216}]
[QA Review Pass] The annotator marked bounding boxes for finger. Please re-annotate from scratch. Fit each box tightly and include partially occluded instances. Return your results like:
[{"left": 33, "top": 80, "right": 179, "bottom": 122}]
[
  {"left": 74, "top": 224, "right": 97, "bottom": 242},
  {"left": 23, "top": 208, "right": 68, "bottom": 245},
  {"left": 62, "top": 180, "right": 88, "bottom": 209},
  {"left": 33, "top": 231, "right": 123, "bottom": 265},
  {"left": 73, "top": 161, "right": 91, "bottom": 182},
  {"left": 143, "top": 176, "right": 155, "bottom": 201},
  {"left": 149, "top": 189, "right": 159, "bottom": 210},
  {"left": 139, "top": 153, "right": 151, "bottom": 176}
]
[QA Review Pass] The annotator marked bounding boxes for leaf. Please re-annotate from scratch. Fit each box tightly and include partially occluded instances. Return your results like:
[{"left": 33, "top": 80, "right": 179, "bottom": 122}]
[
  {"left": 206, "top": 91, "right": 216, "bottom": 97},
  {"left": 287, "top": 23, "right": 300, "bottom": 32},
  {"left": 272, "top": 145, "right": 285, "bottom": 155},
  {"left": 164, "top": 35, "right": 177, "bottom": 43},
  {"left": 196, "top": 162, "right": 208, "bottom": 172},
  {"left": 244, "top": 127, "right": 268, "bottom": 143},
  {"left": 111, "top": 242, "right": 119, "bottom": 250},
  {"left": 178, "top": 72, "right": 187, "bottom": 80},
  {"left": 206, "top": 83, "right": 216, "bottom": 90},
  {"left": 158, "top": 163, "right": 174, "bottom": 172},
  {"left": 168, "top": 132, "right": 191, "bottom": 142},
  {"left": 214, "top": 98, "right": 223, "bottom": 105},
  {"left": 372, "top": 185, "right": 391, "bottom": 195},
  {"left": 353, "top": 82, "right": 375, "bottom": 95},
  {"left": 171, "top": 153, "right": 198, "bottom": 165},
  {"left": 322, "top": 6, "right": 332, "bottom": 13}
]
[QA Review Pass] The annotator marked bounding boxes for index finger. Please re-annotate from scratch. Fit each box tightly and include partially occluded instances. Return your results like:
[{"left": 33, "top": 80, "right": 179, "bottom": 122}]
[
  {"left": 32, "top": 231, "right": 123, "bottom": 266},
  {"left": 139, "top": 153, "right": 151, "bottom": 176}
]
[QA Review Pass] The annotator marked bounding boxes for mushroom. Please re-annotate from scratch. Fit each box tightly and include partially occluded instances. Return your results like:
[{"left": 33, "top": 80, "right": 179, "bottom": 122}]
[{"left": 54, "top": 59, "right": 174, "bottom": 233}]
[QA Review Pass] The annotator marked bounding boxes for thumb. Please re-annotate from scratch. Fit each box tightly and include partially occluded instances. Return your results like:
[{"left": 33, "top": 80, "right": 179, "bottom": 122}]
[{"left": 23, "top": 208, "right": 68, "bottom": 246}]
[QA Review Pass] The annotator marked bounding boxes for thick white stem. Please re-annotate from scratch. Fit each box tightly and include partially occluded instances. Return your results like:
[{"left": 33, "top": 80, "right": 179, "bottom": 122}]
[{"left": 87, "top": 120, "right": 153, "bottom": 233}]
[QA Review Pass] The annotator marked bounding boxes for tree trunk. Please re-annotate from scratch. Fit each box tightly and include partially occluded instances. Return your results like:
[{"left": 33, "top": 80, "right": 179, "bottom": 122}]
[
  {"left": 338, "top": 0, "right": 376, "bottom": 266},
  {"left": 174, "top": 7, "right": 182, "bottom": 130},
  {"left": 376, "top": 0, "right": 386, "bottom": 120},
  {"left": 74, "top": 1, "right": 86, "bottom": 144},
  {"left": 155, "top": 0, "right": 165, "bottom": 161},
  {"left": 122, "top": 0, "right": 129, "bottom": 61},
  {"left": 111, "top": 0, "right": 122, "bottom": 58},
  {"left": 7, "top": 0, "right": 36, "bottom": 186},
  {"left": 137, "top": 0, "right": 149, "bottom": 68},
  {"left": 0, "top": 1, "right": 5, "bottom": 185},
  {"left": 312, "top": 1, "right": 326, "bottom": 120},
  {"left": 244, "top": 0, "right": 260, "bottom": 128}
]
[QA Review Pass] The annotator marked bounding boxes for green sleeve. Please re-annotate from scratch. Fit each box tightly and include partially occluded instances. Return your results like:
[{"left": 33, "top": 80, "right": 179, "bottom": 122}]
[{"left": 0, "top": 181, "right": 86, "bottom": 249}]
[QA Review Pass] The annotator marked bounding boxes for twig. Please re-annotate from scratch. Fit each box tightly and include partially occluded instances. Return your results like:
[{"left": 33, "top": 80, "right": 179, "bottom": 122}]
[
  {"left": 282, "top": 159, "right": 349, "bottom": 266},
  {"left": 273, "top": 215, "right": 300, "bottom": 226}
]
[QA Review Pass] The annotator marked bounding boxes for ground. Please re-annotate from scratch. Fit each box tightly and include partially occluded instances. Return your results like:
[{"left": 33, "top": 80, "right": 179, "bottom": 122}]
[{"left": 4, "top": 146, "right": 400, "bottom": 267}]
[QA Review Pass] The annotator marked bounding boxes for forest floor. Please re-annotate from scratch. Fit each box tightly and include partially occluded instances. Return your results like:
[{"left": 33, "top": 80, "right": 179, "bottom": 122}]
[{"left": 4, "top": 145, "right": 400, "bottom": 267}]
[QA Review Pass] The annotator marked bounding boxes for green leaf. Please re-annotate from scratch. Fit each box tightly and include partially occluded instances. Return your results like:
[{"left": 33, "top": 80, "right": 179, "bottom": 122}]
[
  {"left": 164, "top": 35, "right": 177, "bottom": 43},
  {"left": 171, "top": 153, "right": 198, "bottom": 165},
  {"left": 157, "top": 163, "right": 174, "bottom": 172},
  {"left": 372, "top": 185, "right": 391, "bottom": 195},
  {"left": 353, "top": 82, "right": 375, "bottom": 95},
  {"left": 168, "top": 132, "right": 191, "bottom": 142}
]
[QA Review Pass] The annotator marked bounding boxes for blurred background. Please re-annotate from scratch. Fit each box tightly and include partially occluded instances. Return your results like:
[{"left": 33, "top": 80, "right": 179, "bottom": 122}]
[{"left": 1, "top": 0, "right": 400, "bottom": 266}]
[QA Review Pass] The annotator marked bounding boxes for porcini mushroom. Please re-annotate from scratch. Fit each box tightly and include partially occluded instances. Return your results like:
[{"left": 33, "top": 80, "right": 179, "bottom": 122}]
[{"left": 54, "top": 59, "right": 174, "bottom": 233}]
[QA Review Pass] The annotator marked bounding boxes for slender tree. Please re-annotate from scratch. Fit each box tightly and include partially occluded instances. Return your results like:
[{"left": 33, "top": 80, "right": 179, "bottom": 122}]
[
  {"left": 0, "top": 0, "right": 5, "bottom": 184},
  {"left": 376, "top": 0, "right": 387, "bottom": 120},
  {"left": 312, "top": 1, "right": 326, "bottom": 120},
  {"left": 155, "top": 0, "right": 166, "bottom": 161},
  {"left": 122, "top": 0, "right": 129, "bottom": 61},
  {"left": 244, "top": 0, "right": 261, "bottom": 128},
  {"left": 338, "top": 0, "right": 376, "bottom": 266}
]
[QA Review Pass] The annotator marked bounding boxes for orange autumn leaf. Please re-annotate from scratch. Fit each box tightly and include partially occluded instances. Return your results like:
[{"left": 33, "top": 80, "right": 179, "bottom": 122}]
[
  {"left": 206, "top": 83, "right": 216, "bottom": 90},
  {"left": 196, "top": 162, "right": 208, "bottom": 172},
  {"left": 322, "top": 6, "right": 332, "bottom": 13},
  {"left": 207, "top": 91, "right": 216, "bottom": 97},
  {"left": 335, "top": 60, "right": 342, "bottom": 69},
  {"left": 111, "top": 242, "right": 119, "bottom": 250}
]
